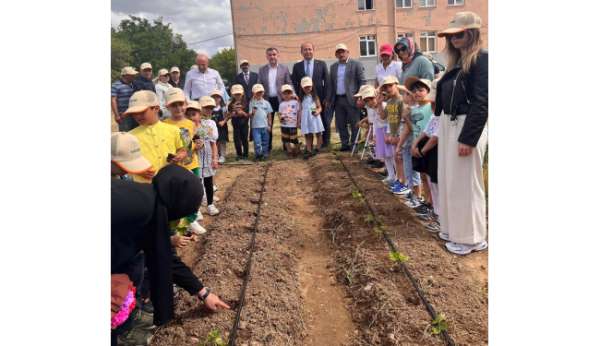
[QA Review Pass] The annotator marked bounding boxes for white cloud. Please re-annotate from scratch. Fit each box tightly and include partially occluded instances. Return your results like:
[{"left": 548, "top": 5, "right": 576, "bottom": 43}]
[{"left": 111, "top": 0, "right": 233, "bottom": 56}]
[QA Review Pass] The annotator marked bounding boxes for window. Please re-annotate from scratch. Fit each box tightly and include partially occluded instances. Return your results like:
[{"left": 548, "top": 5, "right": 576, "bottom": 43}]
[
  {"left": 359, "top": 35, "right": 377, "bottom": 57},
  {"left": 358, "top": 0, "right": 374, "bottom": 10},
  {"left": 419, "top": 31, "right": 436, "bottom": 52},
  {"left": 397, "top": 32, "right": 414, "bottom": 41},
  {"left": 448, "top": 0, "right": 464, "bottom": 5},
  {"left": 419, "top": 0, "right": 436, "bottom": 7},
  {"left": 396, "top": 0, "right": 412, "bottom": 8}
]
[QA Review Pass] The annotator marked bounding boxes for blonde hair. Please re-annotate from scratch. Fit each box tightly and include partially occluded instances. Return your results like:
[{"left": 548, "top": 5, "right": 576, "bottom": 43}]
[{"left": 444, "top": 29, "right": 483, "bottom": 73}]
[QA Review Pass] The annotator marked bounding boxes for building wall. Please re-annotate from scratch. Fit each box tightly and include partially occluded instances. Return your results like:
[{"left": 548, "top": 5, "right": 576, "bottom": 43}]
[{"left": 231, "top": 0, "right": 487, "bottom": 81}]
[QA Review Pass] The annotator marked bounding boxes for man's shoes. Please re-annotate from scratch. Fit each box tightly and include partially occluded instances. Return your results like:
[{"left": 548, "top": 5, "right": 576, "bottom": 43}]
[{"left": 339, "top": 145, "right": 351, "bottom": 152}]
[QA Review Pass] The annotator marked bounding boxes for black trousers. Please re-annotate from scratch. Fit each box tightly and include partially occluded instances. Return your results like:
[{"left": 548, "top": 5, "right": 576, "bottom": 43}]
[
  {"left": 334, "top": 96, "right": 360, "bottom": 147},
  {"left": 267, "top": 96, "right": 280, "bottom": 152},
  {"left": 321, "top": 105, "right": 334, "bottom": 146},
  {"left": 203, "top": 176, "right": 214, "bottom": 205},
  {"left": 232, "top": 118, "right": 249, "bottom": 158}
]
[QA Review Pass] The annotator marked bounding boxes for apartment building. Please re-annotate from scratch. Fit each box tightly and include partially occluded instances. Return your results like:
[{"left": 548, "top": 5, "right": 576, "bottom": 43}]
[{"left": 230, "top": 0, "right": 487, "bottom": 81}]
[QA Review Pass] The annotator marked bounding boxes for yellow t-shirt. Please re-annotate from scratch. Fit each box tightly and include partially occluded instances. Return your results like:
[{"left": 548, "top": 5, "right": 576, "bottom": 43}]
[
  {"left": 129, "top": 121, "right": 184, "bottom": 183},
  {"left": 163, "top": 118, "right": 199, "bottom": 171}
]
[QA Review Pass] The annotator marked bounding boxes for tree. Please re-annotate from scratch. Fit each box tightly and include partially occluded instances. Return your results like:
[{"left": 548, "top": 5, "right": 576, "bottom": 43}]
[
  {"left": 209, "top": 48, "right": 236, "bottom": 86},
  {"left": 111, "top": 16, "right": 197, "bottom": 81},
  {"left": 111, "top": 31, "right": 133, "bottom": 82}
]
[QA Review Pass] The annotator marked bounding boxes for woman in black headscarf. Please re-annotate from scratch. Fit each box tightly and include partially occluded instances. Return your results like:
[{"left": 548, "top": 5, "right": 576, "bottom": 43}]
[{"left": 112, "top": 164, "right": 229, "bottom": 341}]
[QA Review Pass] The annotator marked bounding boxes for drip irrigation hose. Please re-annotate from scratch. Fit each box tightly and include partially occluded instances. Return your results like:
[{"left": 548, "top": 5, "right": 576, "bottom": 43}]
[
  {"left": 228, "top": 163, "right": 272, "bottom": 346},
  {"left": 334, "top": 153, "right": 456, "bottom": 346}
]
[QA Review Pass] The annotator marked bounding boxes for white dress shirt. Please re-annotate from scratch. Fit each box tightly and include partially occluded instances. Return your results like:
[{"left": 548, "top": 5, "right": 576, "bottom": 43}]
[
  {"left": 183, "top": 67, "right": 226, "bottom": 101},
  {"left": 268, "top": 65, "right": 278, "bottom": 98}
]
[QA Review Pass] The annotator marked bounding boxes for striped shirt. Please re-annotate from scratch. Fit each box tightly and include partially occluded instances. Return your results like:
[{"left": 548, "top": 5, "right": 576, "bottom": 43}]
[{"left": 111, "top": 79, "right": 134, "bottom": 114}]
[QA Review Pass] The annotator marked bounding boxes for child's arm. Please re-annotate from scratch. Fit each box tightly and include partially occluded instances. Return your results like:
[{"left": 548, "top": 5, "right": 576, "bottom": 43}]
[
  {"left": 396, "top": 108, "right": 412, "bottom": 149},
  {"left": 210, "top": 141, "right": 219, "bottom": 169},
  {"left": 420, "top": 135, "right": 438, "bottom": 156},
  {"left": 314, "top": 97, "right": 322, "bottom": 116},
  {"left": 267, "top": 112, "right": 273, "bottom": 132},
  {"left": 296, "top": 102, "right": 302, "bottom": 128},
  {"left": 411, "top": 132, "right": 427, "bottom": 157}
]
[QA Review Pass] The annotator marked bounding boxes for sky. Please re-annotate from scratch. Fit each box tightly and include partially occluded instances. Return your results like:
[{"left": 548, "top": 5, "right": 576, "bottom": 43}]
[{"left": 111, "top": 0, "right": 234, "bottom": 56}]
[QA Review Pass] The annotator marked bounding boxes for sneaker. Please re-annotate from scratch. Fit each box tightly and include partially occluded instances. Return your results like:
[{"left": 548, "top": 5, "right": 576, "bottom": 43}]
[
  {"left": 312, "top": 148, "right": 319, "bottom": 156},
  {"left": 119, "top": 322, "right": 154, "bottom": 345},
  {"left": 391, "top": 181, "right": 411, "bottom": 195},
  {"left": 413, "top": 204, "right": 430, "bottom": 217},
  {"left": 445, "top": 241, "right": 488, "bottom": 255},
  {"left": 207, "top": 204, "right": 220, "bottom": 216},
  {"left": 218, "top": 156, "right": 225, "bottom": 164},
  {"left": 405, "top": 197, "right": 422, "bottom": 209},
  {"left": 438, "top": 232, "right": 450, "bottom": 241},
  {"left": 141, "top": 300, "right": 154, "bottom": 314},
  {"left": 188, "top": 221, "right": 207, "bottom": 235},
  {"left": 339, "top": 145, "right": 351, "bottom": 152},
  {"left": 195, "top": 210, "right": 203, "bottom": 221},
  {"left": 303, "top": 150, "right": 311, "bottom": 160},
  {"left": 425, "top": 222, "right": 440, "bottom": 233},
  {"left": 381, "top": 177, "right": 395, "bottom": 186}
]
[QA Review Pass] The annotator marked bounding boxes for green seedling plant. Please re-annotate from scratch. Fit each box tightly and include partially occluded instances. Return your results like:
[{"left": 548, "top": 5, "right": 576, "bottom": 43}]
[
  {"left": 388, "top": 251, "right": 409, "bottom": 264},
  {"left": 430, "top": 313, "right": 448, "bottom": 335},
  {"left": 201, "top": 329, "right": 225, "bottom": 346},
  {"left": 351, "top": 189, "right": 365, "bottom": 204},
  {"left": 364, "top": 213, "right": 376, "bottom": 225},
  {"left": 373, "top": 225, "right": 384, "bottom": 235}
]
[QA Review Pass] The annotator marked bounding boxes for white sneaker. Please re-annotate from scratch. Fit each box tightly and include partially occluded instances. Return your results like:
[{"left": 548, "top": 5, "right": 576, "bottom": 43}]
[
  {"left": 381, "top": 177, "right": 395, "bottom": 186},
  {"left": 445, "top": 241, "right": 488, "bottom": 255},
  {"left": 195, "top": 210, "right": 203, "bottom": 221},
  {"left": 218, "top": 156, "right": 225, "bottom": 164},
  {"left": 207, "top": 204, "right": 220, "bottom": 216},
  {"left": 188, "top": 221, "right": 207, "bottom": 235},
  {"left": 438, "top": 232, "right": 450, "bottom": 241}
]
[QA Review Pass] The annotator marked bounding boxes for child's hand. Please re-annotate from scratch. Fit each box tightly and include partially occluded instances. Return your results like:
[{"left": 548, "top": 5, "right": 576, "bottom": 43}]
[
  {"left": 140, "top": 167, "right": 156, "bottom": 180},
  {"left": 212, "top": 159, "right": 219, "bottom": 169},
  {"left": 267, "top": 126, "right": 272, "bottom": 133},
  {"left": 411, "top": 145, "right": 422, "bottom": 158},
  {"left": 171, "top": 235, "right": 193, "bottom": 248}
]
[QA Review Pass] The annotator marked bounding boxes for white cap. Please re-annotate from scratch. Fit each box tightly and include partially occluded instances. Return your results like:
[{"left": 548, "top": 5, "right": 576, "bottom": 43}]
[
  {"left": 252, "top": 83, "right": 265, "bottom": 94},
  {"left": 281, "top": 84, "right": 294, "bottom": 93},
  {"left": 199, "top": 96, "right": 217, "bottom": 108},
  {"left": 300, "top": 77, "right": 313, "bottom": 88},
  {"left": 335, "top": 43, "right": 348, "bottom": 52},
  {"left": 123, "top": 90, "right": 159, "bottom": 115},
  {"left": 140, "top": 62, "right": 152, "bottom": 70},
  {"left": 170, "top": 66, "right": 180, "bottom": 73},
  {"left": 111, "top": 132, "right": 152, "bottom": 174}
]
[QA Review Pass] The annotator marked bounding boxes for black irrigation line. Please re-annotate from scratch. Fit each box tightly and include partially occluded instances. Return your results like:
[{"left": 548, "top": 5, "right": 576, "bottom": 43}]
[
  {"left": 333, "top": 152, "right": 456, "bottom": 346},
  {"left": 227, "top": 162, "right": 272, "bottom": 346}
]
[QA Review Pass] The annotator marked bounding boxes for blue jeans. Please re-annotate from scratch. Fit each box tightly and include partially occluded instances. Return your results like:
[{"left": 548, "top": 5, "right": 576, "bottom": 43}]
[
  {"left": 252, "top": 127, "right": 270, "bottom": 157},
  {"left": 402, "top": 138, "right": 421, "bottom": 188}
]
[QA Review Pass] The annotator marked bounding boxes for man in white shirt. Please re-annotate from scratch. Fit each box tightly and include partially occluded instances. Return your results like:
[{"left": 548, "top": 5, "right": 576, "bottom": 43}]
[
  {"left": 183, "top": 53, "right": 229, "bottom": 103},
  {"left": 258, "top": 47, "right": 292, "bottom": 151},
  {"left": 375, "top": 43, "right": 403, "bottom": 88}
]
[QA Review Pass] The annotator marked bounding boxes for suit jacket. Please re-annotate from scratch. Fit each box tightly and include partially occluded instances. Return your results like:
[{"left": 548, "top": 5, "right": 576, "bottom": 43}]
[
  {"left": 258, "top": 64, "right": 292, "bottom": 101},
  {"left": 291, "top": 59, "right": 329, "bottom": 103},
  {"left": 328, "top": 58, "right": 367, "bottom": 106},
  {"left": 233, "top": 71, "right": 259, "bottom": 104}
]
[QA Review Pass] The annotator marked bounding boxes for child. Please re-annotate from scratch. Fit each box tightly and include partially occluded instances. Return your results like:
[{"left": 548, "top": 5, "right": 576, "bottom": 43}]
[
  {"left": 377, "top": 76, "right": 412, "bottom": 196},
  {"left": 210, "top": 89, "right": 230, "bottom": 164},
  {"left": 355, "top": 85, "right": 381, "bottom": 168},
  {"left": 162, "top": 87, "right": 206, "bottom": 233},
  {"left": 404, "top": 77, "right": 434, "bottom": 210},
  {"left": 186, "top": 97, "right": 220, "bottom": 216},
  {"left": 228, "top": 84, "right": 250, "bottom": 160},
  {"left": 299, "top": 77, "right": 325, "bottom": 159},
  {"left": 278, "top": 84, "right": 301, "bottom": 157},
  {"left": 249, "top": 84, "right": 273, "bottom": 161}
]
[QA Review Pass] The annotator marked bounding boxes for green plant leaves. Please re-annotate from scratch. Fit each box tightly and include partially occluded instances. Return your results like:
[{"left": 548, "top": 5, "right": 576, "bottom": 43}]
[
  {"left": 388, "top": 251, "right": 409, "bottom": 263},
  {"left": 430, "top": 313, "right": 448, "bottom": 335}
]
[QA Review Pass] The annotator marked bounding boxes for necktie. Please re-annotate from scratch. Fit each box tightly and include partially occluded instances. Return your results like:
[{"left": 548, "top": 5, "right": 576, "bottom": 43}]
[
  {"left": 306, "top": 61, "right": 312, "bottom": 77},
  {"left": 244, "top": 73, "right": 249, "bottom": 84}
]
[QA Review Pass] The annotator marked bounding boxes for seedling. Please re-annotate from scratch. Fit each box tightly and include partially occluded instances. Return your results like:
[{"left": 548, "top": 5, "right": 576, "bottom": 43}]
[
  {"left": 373, "top": 225, "right": 384, "bottom": 235},
  {"left": 388, "top": 251, "right": 409, "bottom": 263},
  {"left": 430, "top": 313, "right": 448, "bottom": 335},
  {"left": 201, "top": 329, "right": 225, "bottom": 346},
  {"left": 364, "top": 213, "right": 376, "bottom": 225}
]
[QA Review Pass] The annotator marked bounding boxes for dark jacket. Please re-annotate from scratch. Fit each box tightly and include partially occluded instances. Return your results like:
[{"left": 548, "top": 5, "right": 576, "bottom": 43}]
[
  {"left": 258, "top": 64, "right": 292, "bottom": 101},
  {"left": 327, "top": 58, "right": 367, "bottom": 106},
  {"left": 234, "top": 71, "right": 259, "bottom": 104},
  {"left": 168, "top": 77, "right": 185, "bottom": 89},
  {"left": 291, "top": 59, "right": 329, "bottom": 103},
  {"left": 133, "top": 75, "right": 156, "bottom": 93},
  {"left": 434, "top": 50, "right": 488, "bottom": 147}
]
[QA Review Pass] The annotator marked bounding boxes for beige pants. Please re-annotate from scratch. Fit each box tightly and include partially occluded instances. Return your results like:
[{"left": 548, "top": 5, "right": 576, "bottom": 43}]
[{"left": 438, "top": 112, "right": 487, "bottom": 245}]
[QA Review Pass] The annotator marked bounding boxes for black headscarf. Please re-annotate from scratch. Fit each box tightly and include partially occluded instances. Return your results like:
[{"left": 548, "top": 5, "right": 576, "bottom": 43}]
[{"left": 111, "top": 164, "right": 203, "bottom": 326}]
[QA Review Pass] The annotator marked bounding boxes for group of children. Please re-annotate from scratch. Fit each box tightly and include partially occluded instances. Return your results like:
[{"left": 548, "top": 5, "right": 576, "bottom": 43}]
[
  {"left": 355, "top": 75, "right": 441, "bottom": 232},
  {"left": 228, "top": 76, "right": 325, "bottom": 160}
]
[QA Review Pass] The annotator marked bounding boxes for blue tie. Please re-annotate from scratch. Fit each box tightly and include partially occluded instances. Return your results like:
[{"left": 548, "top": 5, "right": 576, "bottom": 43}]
[{"left": 305, "top": 61, "right": 312, "bottom": 77}]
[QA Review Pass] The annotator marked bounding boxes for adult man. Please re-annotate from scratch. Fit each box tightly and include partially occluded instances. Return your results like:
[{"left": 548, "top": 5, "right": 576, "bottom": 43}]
[
  {"left": 112, "top": 66, "right": 139, "bottom": 132},
  {"left": 183, "top": 53, "right": 229, "bottom": 102},
  {"left": 258, "top": 47, "right": 292, "bottom": 151},
  {"left": 168, "top": 66, "right": 185, "bottom": 89},
  {"left": 291, "top": 42, "right": 332, "bottom": 147},
  {"left": 328, "top": 43, "right": 366, "bottom": 151},
  {"left": 133, "top": 62, "right": 156, "bottom": 92},
  {"left": 233, "top": 59, "right": 259, "bottom": 107}
]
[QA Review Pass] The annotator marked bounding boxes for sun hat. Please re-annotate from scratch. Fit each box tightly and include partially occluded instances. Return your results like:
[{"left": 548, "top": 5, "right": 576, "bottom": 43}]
[
  {"left": 186, "top": 100, "right": 202, "bottom": 112},
  {"left": 252, "top": 84, "right": 265, "bottom": 94},
  {"left": 165, "top": 88, "right": 186, "bottom": 106},
  {"left": 335, "top": 43, "right": 348, "bottom": 52},
  {"left": 158, "top": 68, "right": 169, "bottom": 76},
  {"left": 381, "top": 75, "right": 400, "bottom": 86},
  {"left": 169, "top": 66, "right": 180, "bottom": 73},
  {"left": 379, "top": 43, "right": 393, "bottom": 56},
  {"left": 111, "top": 132, "right": 152, "bottom": 174},
  {"left": 281, "top": 84, "right": 294, "bottom": 93},
  {"left": 404, "top": 76, "right": 431, "bottom": 93},
  {"left": 231, "top": 84, "right": 244, "bottom": 95},
  {"left": 199, "top": 96, "right": 216, "bottom": 108},
  {"left": 121, "top": 66, "right": 138, "bottom": 76},
  {"left": 239, "top": 59, "right": 249, "bottom": 66},
  {"left": 300, "top": 77, "right": 313, "bottom": 88},
  {"left": 210, "top": 89, "right": 223, "bottom": 97},
  {"left": 140, "top": 62, "right": 152, "bottom": 70},
  {"left": 437, "top": 11, "right": 482, "bottom": 37},
  {"left": 123, "top": 90, "right": 159, "bottom": 115}
]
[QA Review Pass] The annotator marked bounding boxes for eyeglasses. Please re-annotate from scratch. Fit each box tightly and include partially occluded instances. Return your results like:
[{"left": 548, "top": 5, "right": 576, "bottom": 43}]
[
  {"left": 450, "top": 31, "right": 465, "bottom": 39},
  {"left": 397, "top": 45, "right": 408, "bottom": 52}
]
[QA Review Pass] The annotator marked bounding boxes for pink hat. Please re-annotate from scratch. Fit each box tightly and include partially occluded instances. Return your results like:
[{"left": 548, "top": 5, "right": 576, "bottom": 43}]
[{"left": 379, "top": 43, "right": 393, "bottom": 56}]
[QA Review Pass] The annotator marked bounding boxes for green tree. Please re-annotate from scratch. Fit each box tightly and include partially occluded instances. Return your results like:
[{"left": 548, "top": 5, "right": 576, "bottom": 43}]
[
  {"left": 111, "top": 16, "right": 196, "bottom": 81},
  {"left": 111, "top": 31, "right": 133, "bottom": 82},
  {"left": 210, "top": 48, "right": 236, "bottom": 85}
]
